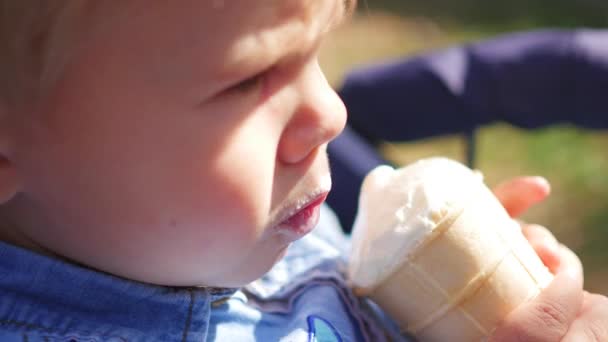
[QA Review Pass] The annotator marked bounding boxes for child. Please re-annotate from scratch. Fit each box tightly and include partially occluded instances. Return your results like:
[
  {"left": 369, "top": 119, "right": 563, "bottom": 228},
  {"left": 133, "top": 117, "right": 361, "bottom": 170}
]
[{"left": 0, "top": 1, "right": 604, "bottom": 341}]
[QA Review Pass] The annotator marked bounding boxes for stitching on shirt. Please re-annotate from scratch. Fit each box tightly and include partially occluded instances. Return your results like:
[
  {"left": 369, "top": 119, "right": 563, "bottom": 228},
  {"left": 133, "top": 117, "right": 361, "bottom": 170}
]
[
  {"left": 0, "top": 319, "right": 128, "bottom": 342},
  {"left": 295, "top": 276, "right": 388, "bottom": 341},
  {"left": 268, "top": 260, "right": 388, "bottom": 341},
  {"left": 243, "top": 273, "right": 383, "bottom": 341},
  {"left": 0, "top": 320, "right": 49, "bottom": 333},
  {"left": 306, "top": 278, "right": 377, "bottom": 342},
  {"left": 180, "top": 289, "right": 195, "bottom": 342}
]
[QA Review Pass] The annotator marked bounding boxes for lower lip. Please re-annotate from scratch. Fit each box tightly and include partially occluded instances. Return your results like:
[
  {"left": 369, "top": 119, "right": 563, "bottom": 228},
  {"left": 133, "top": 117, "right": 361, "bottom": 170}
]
[{"left": 276, "top": 194, "right": 328, "bottom": 240}]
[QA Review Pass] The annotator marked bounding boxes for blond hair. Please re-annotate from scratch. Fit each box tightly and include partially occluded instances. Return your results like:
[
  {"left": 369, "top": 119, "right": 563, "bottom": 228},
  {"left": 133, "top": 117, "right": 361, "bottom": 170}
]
[
  {"left": 0, "top": 0, "right": 356, "bottom": 107},
  {"left": 0, "top": 1, "right": 91, "bottom": 107}
]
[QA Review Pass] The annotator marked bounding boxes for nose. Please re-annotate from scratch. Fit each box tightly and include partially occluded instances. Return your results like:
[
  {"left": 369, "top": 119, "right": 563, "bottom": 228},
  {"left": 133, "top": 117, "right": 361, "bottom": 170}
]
[{"left": 277, "top": 62, "right": 347, "bottom": 165}]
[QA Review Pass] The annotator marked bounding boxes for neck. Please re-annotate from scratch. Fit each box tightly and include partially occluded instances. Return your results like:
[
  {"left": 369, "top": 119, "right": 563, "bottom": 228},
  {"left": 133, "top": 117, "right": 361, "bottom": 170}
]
[{"left": 0, "top": 207, "right": 56, "bottom": 258}]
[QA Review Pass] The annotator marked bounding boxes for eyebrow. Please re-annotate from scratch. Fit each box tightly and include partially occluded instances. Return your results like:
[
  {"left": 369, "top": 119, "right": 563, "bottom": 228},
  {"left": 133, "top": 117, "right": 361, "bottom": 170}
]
[{"left": 208, "top": 0, "right": 352, "bottom": 85}]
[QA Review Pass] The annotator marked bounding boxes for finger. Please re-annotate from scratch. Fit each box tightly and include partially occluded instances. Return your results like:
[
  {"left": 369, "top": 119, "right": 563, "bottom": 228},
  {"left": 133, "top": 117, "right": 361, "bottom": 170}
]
[
  {"left": 554, "top": 245, "right": 584, "bottom": 287},
  {"left": 490, "top": 271, "right": 584, "bottom": 342},
  {"left": 521, "top": 224, "right": 561, "bottom": 272},
  {"left": 493, "top": 177, "right": 551, "bottom": 217},
  {"left": 521, "top": 223, "right": 557, "bottom": 245},
  {"left": 562, "top": 293, "right": 608, "bottom": 342}
]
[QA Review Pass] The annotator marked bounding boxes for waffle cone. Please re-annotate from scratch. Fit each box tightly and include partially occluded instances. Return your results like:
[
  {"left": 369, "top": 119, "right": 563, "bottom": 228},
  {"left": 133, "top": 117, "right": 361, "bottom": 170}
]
[{"left": 359, "top": 180, "right": 553, "bottom": 341}]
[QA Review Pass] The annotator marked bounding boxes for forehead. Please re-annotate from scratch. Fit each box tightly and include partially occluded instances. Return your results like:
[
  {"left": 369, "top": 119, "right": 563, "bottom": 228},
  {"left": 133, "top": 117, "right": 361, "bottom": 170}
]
[
  {"left": 203, "top": 0, "right": 344, "bottom": 36},
  {"left": 214, "top": 0, "right": 344, "bottom": 71},
  {"left": 84, "top": 0, "right": 344, "bottom": 87}
]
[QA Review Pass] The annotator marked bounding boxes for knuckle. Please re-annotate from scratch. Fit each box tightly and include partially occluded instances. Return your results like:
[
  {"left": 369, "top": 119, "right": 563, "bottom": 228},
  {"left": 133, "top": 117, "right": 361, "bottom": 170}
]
[
  {"left": 493, "top": 300, "right": 572, "bottom": 342},
  {"left": 534, "top": 300, "right": 569, "bottom": 330}
]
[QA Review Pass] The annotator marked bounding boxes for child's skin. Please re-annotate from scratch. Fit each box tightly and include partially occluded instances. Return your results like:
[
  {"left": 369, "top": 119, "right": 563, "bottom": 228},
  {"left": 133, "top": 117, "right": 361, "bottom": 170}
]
[
  {"left": 0, "top": 0, "right": 346, "bottom": 288},
  {"left": 0, "top": 0, "right": 605, "bottom": 340},
  {"left": 493, "top": 178, "right": 608, "bottom": 341}
]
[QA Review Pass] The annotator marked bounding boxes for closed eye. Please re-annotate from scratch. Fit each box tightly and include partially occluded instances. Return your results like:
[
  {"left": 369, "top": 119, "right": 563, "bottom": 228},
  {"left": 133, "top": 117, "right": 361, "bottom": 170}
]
[
  {"left": 227, "top": 71, "right": 266, "bottom": 94},
  {"left": 232, "top": 74, "right": 262, "bottom": 92}
]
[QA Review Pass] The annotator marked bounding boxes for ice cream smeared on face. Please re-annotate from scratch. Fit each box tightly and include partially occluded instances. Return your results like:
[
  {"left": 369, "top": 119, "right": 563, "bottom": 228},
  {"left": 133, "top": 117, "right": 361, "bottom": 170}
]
[{"left": 348, "top": 158, "right": 483, "bottom": 290}]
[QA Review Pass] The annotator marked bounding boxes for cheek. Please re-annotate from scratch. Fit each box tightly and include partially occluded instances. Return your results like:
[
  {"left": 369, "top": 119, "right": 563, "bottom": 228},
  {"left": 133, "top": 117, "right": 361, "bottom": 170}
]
[
  {"left": 12, "top": 65, "right": 286, "bottom": 281},
  {"left": 202, "top": 127, "right": 278, "bottom": 237},
  {"left": 14, "top": 114, "right": 280, "bottom": 275}
]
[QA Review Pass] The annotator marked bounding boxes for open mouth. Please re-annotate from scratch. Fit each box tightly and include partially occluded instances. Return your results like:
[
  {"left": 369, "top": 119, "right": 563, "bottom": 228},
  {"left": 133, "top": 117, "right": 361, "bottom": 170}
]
[{"left": 274, "top": 192, "right": 329, "bottom": 241}]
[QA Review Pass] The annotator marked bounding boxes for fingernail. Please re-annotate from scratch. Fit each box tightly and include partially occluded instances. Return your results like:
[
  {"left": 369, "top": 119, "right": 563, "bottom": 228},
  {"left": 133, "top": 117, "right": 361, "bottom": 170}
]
[
  {"left": 531, "top": 176, "right": 551, "bottom": 194},
  {"left": 543, "top": 236, "right": 559, "bottom": 254}
]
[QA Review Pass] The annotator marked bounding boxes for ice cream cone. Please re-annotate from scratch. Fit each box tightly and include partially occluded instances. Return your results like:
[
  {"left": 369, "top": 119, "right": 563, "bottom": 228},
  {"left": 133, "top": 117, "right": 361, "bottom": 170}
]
[{"left": 348, "top": 158, "right": 553, "bottom": 341}]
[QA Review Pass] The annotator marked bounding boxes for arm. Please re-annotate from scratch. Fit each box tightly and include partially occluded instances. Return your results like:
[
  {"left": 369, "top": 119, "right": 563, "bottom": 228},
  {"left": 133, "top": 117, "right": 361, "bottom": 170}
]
[
  {"left": 328, "top": 29, "right": 608, "bottom": 231},
  {"left": 339, "top": 29, "right": 608, "bottom": 143}
]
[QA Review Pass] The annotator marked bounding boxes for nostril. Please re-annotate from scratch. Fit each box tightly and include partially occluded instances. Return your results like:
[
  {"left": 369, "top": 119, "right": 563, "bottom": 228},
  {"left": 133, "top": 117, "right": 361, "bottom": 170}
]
[{"left": 277, "top": 125, "right": 320, "bottom": 165}]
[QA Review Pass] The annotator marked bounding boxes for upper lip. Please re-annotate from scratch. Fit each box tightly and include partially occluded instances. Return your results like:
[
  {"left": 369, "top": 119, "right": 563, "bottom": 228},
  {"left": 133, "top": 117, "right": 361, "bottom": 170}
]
[{"left": 271, "top": 190, "right": 329, "bottom": 228}]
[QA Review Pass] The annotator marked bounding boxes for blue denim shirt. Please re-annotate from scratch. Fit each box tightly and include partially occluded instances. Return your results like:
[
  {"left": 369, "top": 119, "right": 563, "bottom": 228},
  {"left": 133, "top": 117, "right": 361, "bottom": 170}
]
[{"left": 0, "top": 205, "right": 413, "bottom": 341}]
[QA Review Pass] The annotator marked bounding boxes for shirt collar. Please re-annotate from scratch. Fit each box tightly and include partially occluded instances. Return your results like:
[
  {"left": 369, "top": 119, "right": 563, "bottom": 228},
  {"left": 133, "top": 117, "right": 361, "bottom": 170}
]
[{"left": 0, "top": 240, "right": 237, "bottom": 341}]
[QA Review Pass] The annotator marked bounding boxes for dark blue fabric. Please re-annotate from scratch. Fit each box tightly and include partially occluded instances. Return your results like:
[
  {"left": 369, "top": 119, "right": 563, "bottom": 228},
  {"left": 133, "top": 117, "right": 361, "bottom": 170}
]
[
  {"left": 327, "top": 125, "right": 388, "bottom": 234},
  {"left": 328, "top": 29, "right": 608, "bottom": 231}
]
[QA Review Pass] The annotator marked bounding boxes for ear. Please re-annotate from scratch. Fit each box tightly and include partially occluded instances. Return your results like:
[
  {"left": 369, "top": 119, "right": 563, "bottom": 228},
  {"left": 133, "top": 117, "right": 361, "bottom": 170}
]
[{"left": 0, "top": 106, "right": 21, "bottom": 205}]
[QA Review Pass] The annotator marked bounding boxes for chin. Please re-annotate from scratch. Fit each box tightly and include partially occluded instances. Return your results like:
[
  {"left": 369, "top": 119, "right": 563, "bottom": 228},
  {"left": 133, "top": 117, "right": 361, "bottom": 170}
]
[{"left": 206, "top": 245, "right": 291, "bottom": 288}]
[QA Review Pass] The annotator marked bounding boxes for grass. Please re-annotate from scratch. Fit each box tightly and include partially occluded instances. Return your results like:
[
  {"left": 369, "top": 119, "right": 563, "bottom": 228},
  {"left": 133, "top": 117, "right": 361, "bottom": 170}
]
[{"left": 320, "top": 8, "right": 608, "bottom": 294}]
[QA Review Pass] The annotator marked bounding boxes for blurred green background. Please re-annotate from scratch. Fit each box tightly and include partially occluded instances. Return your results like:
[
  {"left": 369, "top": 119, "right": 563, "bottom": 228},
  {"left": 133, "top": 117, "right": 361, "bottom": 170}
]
[{"left": 319, "top": 0, "right": 608, "bottom": 294}]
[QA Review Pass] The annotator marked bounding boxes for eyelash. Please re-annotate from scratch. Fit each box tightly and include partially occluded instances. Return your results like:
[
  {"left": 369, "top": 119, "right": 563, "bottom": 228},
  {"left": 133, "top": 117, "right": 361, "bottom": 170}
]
[{"left": 230, "top": 72, "right": 266, "bottom": 93}]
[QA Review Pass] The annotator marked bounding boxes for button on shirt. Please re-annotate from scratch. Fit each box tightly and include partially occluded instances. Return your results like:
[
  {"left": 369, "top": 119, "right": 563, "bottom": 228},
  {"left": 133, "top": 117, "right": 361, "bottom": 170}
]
[{"left": 0, "top": 205, "right": 413, "bottom": 341}]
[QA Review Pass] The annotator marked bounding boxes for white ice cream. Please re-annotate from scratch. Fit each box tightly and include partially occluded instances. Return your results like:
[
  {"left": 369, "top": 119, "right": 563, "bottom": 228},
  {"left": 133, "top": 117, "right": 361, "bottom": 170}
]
[{"left": 348, "top": 157, "right": 484, "bottom": 290}]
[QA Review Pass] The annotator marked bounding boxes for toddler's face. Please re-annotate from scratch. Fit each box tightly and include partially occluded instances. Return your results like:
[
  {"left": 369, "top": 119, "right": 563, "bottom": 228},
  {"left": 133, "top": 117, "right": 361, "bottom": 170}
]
[{"left": 2, "top": 0, "right": 346, "bottom": 287}]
